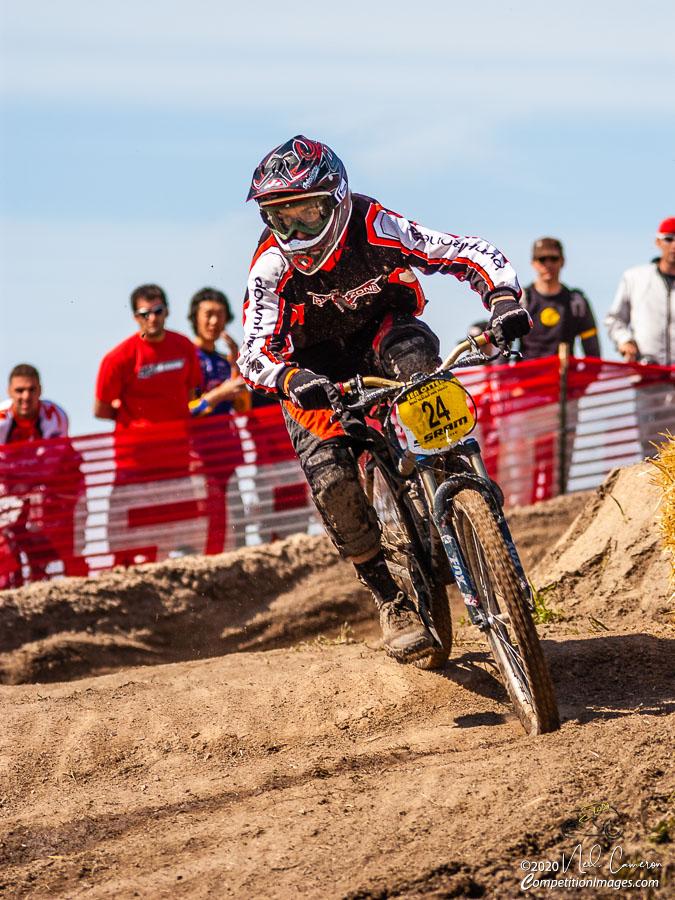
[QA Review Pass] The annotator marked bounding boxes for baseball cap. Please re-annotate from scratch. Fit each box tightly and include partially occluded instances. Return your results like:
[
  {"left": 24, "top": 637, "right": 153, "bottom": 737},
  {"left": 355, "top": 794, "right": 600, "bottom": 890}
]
[
  {"left": 532, "top": 237, "right": 563, "bottom": 259},
  {"left": 657, "top": 217, "right": 675, "bottom": 237}
]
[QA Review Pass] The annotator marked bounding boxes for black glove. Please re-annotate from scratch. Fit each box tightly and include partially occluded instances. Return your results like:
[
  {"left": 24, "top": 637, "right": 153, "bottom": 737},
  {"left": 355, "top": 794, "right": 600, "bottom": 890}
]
[
  {"left": 285, "top": 368, "right": 343, "bottom": 412},
  {"left": 488, "top": 295, "right": 532, "bottom": 353}
]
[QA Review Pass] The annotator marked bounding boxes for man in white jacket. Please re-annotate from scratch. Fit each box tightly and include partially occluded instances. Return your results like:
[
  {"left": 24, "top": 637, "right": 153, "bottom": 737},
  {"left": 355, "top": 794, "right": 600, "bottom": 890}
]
[
  {"left": 605, "top": 217, "right": 675, "bottom": 457},
  {"left": 605, "top": 217, "right": 675, "bottom": 365}
]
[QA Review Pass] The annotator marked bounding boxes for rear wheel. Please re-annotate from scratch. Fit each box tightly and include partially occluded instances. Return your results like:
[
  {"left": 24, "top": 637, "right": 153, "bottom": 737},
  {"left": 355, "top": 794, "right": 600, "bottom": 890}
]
[
  {"left": 359, "top": 448, "right": 452, "bottom": 669},
  {"left": 452, "top": 488, "right": 559, "bottom": 734}
]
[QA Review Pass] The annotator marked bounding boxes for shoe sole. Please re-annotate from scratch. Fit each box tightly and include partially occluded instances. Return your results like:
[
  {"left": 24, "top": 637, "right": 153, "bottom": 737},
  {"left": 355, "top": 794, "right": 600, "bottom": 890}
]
[{"left": 384, "top": 638, "right": 435, "bottom": 664}]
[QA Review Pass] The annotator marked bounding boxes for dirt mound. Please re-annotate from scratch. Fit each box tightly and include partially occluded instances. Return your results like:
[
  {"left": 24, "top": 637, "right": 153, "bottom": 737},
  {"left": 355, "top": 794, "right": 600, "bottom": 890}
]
[
  {"left": 0, "top": 535, "right": 371, "bottom": 684},
  {"left": 532, "top": 461, "right": 672, "bottom": 628},
  {"left": 1, "top": 466, "right": 674, "bottom": 899},
  {"left": 0, "top": 490, "right": 589, "bottom": 686}
]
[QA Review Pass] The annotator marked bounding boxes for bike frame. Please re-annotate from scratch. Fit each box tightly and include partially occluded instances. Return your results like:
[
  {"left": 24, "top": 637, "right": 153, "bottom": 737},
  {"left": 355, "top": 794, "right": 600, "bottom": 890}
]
[{"left": 343, "top": 331, "right": 534, "bottom": 633}]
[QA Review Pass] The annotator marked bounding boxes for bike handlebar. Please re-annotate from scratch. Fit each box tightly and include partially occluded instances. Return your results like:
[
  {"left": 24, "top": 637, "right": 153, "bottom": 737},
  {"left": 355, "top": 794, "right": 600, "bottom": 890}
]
[{"left": 335, "top": 330, "right": 496, "bottom": 397}]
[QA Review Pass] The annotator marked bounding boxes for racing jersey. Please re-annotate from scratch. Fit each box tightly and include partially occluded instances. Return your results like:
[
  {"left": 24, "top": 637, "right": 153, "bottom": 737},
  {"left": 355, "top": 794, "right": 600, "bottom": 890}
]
[
  {"left": 0, "top": 399, "right": 69, "bottom": 444},
  {"left": 238, "top": 193, "right": 521, "bottom": 394},
  {"left": 96, "top": 330, "right": 202, "bottom": 428},
  {"left": 519, "top": 284, "right": 600, "bottom": 360},
  {"left": 196, "top": 347, "right": 234, "bottom": 416}
]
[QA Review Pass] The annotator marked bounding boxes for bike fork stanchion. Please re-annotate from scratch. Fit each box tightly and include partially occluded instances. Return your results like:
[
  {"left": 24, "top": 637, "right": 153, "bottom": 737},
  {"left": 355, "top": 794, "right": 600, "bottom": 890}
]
[
  {"left": 462, "top": 437, "right": 490, "bottom": 481},
  {"left": 419, "top": 465, "right": 439, "bottom": 508}
]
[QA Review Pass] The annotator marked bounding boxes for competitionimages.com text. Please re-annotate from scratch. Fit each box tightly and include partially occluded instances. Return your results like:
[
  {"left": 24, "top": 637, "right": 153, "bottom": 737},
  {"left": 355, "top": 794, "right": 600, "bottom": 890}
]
[{"left": 521, "top": 874, "right": 659, "bottom": 891}]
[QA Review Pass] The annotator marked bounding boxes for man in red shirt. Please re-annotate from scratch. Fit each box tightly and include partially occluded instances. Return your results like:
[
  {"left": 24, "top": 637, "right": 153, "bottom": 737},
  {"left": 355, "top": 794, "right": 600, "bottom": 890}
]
[
  {"left": 95, "top": 284, "right": 202, "bottom": 428},
  {"left": 0, "top": 364, "right": 68, "bottom": 443}
]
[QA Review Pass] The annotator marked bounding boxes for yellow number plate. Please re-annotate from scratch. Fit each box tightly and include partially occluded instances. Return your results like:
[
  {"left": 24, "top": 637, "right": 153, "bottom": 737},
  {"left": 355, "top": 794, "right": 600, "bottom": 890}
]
[{"left": 396, "top": 377, "right": 474, "bottom": 453}]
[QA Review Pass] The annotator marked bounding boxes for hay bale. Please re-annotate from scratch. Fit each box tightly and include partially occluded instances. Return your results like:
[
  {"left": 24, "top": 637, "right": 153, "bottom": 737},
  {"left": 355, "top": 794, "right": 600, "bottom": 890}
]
[{"left": 648, "top": 431, "right": 675, "bottom": 596}]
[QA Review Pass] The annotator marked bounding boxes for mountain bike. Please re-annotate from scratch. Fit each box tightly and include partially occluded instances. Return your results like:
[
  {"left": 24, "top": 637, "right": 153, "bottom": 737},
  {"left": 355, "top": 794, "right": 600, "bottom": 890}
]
[{"left": 333, "top": 331, "right": 560, "bottom": 735}]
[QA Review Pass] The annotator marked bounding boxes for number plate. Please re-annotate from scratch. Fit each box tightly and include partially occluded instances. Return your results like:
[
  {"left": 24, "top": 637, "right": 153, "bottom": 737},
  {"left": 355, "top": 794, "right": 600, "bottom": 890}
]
[{"left": 396, "top": 377, "right": 474, "bottom": 454}]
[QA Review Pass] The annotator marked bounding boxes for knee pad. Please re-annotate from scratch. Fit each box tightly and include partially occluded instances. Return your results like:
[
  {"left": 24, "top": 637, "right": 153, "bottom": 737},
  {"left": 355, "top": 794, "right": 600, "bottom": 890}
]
[
  {"left": 304, "top": 442, "right": 381, "bottom": 558},
  {"left": 377, "top": 320, "right": 441, "bottom": 380}
]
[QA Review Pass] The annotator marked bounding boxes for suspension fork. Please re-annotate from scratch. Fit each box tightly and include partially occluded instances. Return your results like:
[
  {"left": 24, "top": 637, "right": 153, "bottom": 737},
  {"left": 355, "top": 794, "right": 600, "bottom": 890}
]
[
  {"left": 414, "top": 458, "right": 486, "bottom": 627},
  {"left": 461, "top": 438, "right": 534, "bottom": 608}
]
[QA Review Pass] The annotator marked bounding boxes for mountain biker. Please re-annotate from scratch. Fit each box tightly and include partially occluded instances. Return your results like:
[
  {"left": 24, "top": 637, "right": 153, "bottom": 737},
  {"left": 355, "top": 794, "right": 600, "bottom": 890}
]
[{"left": 239, "top": 135, "right": 531, "bottom": 664}]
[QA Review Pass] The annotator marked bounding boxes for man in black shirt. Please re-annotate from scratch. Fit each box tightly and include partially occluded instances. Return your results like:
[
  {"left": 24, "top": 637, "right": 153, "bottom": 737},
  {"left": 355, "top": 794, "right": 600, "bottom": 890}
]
[{"left": 519, "top": 237, "right": 600, "bottom": 360}]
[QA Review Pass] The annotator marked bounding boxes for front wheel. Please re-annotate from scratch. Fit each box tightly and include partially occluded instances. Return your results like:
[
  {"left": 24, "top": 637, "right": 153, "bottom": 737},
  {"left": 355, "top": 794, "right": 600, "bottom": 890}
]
[
  {"left": 451, "top": 488, "right": 560, "bottom": 734},
  {"left": 360, "top": 449, "right": 452, "bottom": 670}
]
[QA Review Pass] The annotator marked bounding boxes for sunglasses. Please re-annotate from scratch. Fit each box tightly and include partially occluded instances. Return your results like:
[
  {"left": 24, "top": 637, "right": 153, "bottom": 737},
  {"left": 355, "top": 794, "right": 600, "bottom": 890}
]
[
  {"left": 659, "top": 235, "right": 675, "bottom": 244},
  {"left": 535, "top": 255, "right": 562, "bottom": 263},
  {"left": 135, "top": 305, "right": 166, "bottom": 319}
]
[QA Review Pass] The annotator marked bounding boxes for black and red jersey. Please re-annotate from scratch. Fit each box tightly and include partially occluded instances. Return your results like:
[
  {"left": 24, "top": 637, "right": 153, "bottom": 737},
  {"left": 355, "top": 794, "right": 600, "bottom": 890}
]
[{"left": 239, "top": 193, "right": 521, "bottom": 393}]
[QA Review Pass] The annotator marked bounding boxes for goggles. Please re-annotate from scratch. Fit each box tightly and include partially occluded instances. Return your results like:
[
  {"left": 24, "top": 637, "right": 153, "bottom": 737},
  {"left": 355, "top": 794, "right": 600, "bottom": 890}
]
[
  {"left": 136, "top": 305, "right": 166, "bottom": 319},
  {"left": 260, "top": 195, "right": 334, "bottom": 241},
  {"left": 658, "top": 235, "right": 675, "bottom": 244}
]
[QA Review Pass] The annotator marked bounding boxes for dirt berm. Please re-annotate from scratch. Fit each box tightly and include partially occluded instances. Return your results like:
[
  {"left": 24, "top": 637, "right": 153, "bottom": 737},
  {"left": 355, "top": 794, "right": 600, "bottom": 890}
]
[{"left": 1, "top": 461, "right": 673, "bottom": 899}]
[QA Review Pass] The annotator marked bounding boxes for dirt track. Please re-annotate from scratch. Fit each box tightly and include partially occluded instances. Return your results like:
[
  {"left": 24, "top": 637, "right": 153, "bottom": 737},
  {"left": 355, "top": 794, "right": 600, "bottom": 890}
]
[{"left": 1, "top": 462, "right": 674, "bottom": 899}]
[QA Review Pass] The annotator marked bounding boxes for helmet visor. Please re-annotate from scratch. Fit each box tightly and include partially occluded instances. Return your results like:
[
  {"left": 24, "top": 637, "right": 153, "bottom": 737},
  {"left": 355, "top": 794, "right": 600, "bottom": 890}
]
[{"left": 260, "top": 195, "right": 334, "bottom": 241}]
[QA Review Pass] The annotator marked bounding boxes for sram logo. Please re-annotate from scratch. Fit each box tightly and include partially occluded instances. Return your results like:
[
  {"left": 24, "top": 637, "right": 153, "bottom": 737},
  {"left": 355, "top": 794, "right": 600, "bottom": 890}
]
[
  {"left": 308, "top": 276, "right": 383, "bottom": 312},
  {"left": 423, "top": 416, "right": 468, "bottom": 443}
]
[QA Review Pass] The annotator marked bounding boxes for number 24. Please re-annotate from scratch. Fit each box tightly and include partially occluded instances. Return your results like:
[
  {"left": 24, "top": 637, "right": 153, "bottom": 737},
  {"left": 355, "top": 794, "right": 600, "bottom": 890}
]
[{"left": 421, "top": 395, "right": 451, "bottom": 428}]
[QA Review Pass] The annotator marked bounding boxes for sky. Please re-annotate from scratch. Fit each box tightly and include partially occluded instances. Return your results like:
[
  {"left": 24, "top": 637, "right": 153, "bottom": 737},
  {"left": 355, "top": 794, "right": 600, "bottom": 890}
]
[{"left": 1, "top": 0, "right": 674, "bottom": 436}]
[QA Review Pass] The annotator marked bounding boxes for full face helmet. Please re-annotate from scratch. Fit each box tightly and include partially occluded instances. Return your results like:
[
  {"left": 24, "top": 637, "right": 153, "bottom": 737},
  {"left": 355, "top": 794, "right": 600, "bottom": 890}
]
[{"left": 247, "top": 135, "right": 352, "bottom": 275}]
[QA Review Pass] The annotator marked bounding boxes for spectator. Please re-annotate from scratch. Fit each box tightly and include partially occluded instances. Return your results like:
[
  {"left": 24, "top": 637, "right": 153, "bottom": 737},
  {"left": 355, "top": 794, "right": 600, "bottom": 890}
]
[
  {"left": 187, "top": 287, "right": 250, "bottom": 416},
  {"left": 185, "top": 288, "right": 251, "bottom": 553},
  {"left": 519, "top": 238, "right": 600, "bottom": 360},
  {"left": 605, "top": 217, "right": 675, "bottom": 458},
  {"left": 0, "top": 364, "right": 82, "bottom": 587},
  {"left": 0, "top": 364, "right": 68, "bottom": 443},
  {"left": 94, "top": 284, "right": 202, "bottom": 428},
  {"left": 605, "top": 217, "right": 675, "bottom": 365}
]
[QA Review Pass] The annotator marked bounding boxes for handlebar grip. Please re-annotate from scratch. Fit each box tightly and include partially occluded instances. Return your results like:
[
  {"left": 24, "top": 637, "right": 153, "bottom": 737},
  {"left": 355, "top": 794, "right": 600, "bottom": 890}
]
[
  {"left": 337, "top": 330, "right": 498, "bottom": 397},
  {"left": 335, "top": 375, "right": 401, "bottom": 395}
]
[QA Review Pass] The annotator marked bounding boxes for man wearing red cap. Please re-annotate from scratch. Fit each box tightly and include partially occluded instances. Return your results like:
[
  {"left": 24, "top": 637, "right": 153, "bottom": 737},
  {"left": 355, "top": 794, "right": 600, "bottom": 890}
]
[
  {"left": 605, "top": 217, "right": 675, "bottom": 365},
  {"left": 605, "top": 217, "right": 675, "bottom": 457}
]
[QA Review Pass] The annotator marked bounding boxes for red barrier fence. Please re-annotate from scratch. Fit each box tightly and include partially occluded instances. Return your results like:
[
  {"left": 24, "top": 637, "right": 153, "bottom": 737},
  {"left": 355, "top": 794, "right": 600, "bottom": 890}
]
[
  {"left": 2, "top": 358, "right": 674, "bottom": 587},
  {"left": 0, "top": 406, "right": 319, "bottom": 589}
]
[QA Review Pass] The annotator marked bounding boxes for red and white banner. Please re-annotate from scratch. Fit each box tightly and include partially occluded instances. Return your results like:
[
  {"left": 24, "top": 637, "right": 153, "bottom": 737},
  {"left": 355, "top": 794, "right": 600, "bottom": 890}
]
[{"left": 2, "top": 358, "right": 674, "bottom": 587}]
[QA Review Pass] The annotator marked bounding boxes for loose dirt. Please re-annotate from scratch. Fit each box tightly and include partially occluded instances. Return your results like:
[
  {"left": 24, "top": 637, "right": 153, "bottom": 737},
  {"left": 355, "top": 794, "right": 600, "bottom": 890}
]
[{"left": 1, "top": 462, "right": 673, "bottom": 899}]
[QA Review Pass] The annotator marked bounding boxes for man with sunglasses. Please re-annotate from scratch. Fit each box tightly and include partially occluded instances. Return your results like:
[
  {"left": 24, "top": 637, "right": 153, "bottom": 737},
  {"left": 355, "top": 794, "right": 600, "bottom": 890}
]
[
  {"left": 239, "top": 135, "right": 530, "bottom": 665},
  {"left": 95, "top": 284, "right": 202, "bottom": 428},
  {"left": 518, "top": 237, "right": 600, "bottom": 360},
  {"left": 606, "top": 218, "right": 675, "bottom": 365},
  {"left": 605, "top": 217, "right": 675, "bottom": 459}
]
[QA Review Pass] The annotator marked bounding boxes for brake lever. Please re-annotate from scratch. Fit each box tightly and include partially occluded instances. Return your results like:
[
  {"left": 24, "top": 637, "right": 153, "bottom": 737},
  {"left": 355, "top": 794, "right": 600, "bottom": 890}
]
[
  {"left": 327, "top": 394, "right": 345, "bottom": 424},
  {"left": 497, "top": 347, "right": 522, "bottom": 360}
]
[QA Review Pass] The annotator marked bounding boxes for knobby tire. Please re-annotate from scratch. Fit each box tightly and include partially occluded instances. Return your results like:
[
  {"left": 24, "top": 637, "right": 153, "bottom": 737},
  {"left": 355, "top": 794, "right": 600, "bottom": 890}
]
[{"left": 452, "top": 488, "right": 560, "bottom": 734}]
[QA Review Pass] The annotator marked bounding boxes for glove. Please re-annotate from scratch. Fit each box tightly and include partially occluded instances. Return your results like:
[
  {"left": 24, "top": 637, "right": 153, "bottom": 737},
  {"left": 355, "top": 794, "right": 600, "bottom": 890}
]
[
  {"left": 285, "top": 369, "right": 343, "bottom": 412},
  {"left": 488, "top": 295, "right": 532, "bottom": 353}
]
